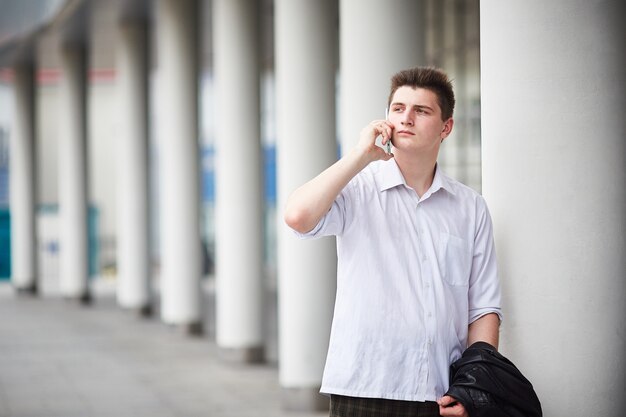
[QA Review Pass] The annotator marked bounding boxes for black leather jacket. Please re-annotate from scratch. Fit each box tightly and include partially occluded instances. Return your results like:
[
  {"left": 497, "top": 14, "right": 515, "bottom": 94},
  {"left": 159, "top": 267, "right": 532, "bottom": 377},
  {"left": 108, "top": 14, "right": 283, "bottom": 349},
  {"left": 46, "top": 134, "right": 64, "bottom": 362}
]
[{"left": 445, "top": 342, "right": 543, "bottom": 417}]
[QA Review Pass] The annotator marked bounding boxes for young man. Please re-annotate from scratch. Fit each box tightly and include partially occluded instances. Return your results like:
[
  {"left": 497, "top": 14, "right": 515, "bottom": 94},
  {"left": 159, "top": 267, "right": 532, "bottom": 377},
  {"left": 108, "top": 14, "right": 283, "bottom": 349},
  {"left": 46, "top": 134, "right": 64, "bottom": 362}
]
[{"left": 284, "top": 67, "right": 502, "bottom": 417}]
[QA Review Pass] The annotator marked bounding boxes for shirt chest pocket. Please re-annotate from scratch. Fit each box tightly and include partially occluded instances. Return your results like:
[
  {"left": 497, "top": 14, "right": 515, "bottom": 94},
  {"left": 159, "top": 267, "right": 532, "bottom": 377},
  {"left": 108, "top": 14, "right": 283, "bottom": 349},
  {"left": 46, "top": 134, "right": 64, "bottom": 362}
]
[{"left": 438, "top": 232, "right": 472, "bottom": 286}]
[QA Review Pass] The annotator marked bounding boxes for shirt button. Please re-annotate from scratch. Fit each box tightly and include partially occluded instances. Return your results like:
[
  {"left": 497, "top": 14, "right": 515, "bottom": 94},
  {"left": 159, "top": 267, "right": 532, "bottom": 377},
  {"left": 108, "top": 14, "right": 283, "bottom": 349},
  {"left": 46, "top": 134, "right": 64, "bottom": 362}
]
[{"left": 427, "top": 312, "right": 432, "bottom": 318}]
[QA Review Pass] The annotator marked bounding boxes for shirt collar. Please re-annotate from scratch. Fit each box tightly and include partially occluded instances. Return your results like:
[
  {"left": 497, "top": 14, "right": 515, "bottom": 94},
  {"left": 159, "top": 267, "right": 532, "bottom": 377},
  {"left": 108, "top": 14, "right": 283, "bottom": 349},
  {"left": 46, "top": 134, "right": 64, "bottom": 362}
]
[
  {"left": 378, "top": 159, "right": 456, "bottom": 196},
  {"left": 378, "top": 159, "right": 406, "bottom": 191}
]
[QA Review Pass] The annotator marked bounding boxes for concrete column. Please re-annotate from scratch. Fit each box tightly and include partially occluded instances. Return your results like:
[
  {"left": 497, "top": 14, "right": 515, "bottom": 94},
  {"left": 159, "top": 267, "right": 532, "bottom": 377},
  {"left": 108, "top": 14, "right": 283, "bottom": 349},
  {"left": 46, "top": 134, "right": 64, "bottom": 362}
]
[
  {"left": 451, "top": 0, "right": 468, "bottom": 185},
  {"left": 10, "top": 62, "right": 37, "bottom": 294},
  {"left": 213, "top": 0, "right": 264, "bottom": 361},
  {"left": 58, "top": 43, "right": 90, "bottom": 301},
  {"left": 480, "top": 1, "right": 626, "bottom": 416},
  {"left": 116, "top": 19, "right": 151, "bottom": 314},
  {"left": 340, "top": 0, "right": 425, "bottom": 153},
  {"left": 156, "top": 0, "right": 202, "bottom": 332},
  {"left": 275, "top": 0, "right": 338, "bottom": 410}
]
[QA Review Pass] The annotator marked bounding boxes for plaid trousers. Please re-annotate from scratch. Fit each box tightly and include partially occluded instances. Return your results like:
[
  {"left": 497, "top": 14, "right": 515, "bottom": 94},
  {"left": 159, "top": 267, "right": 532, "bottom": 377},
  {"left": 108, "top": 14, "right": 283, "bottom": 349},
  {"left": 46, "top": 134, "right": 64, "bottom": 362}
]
[{"left": 329, "top": 395, "right": 441, "bottom": 417}]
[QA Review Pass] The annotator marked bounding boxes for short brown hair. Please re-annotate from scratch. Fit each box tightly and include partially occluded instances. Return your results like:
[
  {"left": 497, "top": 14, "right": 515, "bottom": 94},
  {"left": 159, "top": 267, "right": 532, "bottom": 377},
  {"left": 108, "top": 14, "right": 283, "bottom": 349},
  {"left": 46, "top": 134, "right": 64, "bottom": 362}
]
[{"left": 388, "top": 67, "right": 455, "bottom": 120}]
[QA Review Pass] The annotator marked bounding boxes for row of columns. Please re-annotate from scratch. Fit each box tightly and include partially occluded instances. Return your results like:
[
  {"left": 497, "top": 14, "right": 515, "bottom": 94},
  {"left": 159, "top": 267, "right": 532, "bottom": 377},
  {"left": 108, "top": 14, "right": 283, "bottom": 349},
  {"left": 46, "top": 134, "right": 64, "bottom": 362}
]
[{"left": 8, "top": 0, "right": 625, "bottom": 414}]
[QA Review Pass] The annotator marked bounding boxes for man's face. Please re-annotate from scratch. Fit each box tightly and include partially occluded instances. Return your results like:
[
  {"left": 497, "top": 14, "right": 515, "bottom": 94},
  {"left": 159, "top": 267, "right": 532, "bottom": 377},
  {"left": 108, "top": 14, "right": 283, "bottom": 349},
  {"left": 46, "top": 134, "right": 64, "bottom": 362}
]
[{"left": 387, "top": 86, "right": 453, "bottom": 156}]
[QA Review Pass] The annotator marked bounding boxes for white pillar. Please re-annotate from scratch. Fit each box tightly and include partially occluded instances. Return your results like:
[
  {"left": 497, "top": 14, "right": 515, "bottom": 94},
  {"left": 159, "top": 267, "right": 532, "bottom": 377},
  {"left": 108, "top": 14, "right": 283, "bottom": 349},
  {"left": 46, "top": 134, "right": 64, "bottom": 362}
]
[
  {"left": 58, "top": 43, "right": 90, "bottom": 301},
  {"left": 213, "top": 0, "right": 264, "bottom": 361},
  {"left": 275, "top": 0, "right": 338, "bottom": 410},
  {"left": 156, "top": 0, "right": 202, "bottom": 332},
  {"left": 340, "top": 0, "right": 425, "bottom": 153},
  {"left": 10, "top": 62, "right": 37, "bottom": 294},
  {"left": 116, "top": 19, "right": 151, "bottom": 313},
  {"left": 480, "top": 1, "right": 626, "bottom": 416}
]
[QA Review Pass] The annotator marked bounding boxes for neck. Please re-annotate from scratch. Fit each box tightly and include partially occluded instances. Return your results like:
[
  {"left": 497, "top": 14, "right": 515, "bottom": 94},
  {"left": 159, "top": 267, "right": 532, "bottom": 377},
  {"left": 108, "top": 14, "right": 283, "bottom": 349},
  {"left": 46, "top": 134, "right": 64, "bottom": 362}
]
[{"left": 394, "top": 151, "right": 438, "bottom": 198}]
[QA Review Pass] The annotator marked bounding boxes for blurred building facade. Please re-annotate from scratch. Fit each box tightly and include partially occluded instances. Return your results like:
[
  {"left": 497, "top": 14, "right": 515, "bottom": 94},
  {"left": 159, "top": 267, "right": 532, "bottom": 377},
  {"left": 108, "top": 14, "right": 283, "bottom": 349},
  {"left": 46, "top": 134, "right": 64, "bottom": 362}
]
[{"left": 0, "top": 0, "right": 624, "bottom": 415}]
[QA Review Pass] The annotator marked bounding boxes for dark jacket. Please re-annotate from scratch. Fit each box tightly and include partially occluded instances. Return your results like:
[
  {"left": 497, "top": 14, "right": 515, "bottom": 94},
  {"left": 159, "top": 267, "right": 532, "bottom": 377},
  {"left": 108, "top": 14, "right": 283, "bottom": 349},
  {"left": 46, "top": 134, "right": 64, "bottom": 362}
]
[{"left": 445, "top": 341, "right": 542, "bottom": 417}]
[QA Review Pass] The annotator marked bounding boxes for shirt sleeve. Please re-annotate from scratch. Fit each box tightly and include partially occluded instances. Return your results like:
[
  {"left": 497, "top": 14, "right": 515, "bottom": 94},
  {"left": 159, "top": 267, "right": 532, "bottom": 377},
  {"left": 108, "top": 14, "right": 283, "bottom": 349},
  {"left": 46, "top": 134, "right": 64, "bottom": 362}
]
[
  {"left": 468, "top": 196, "right": 503, "bottom": 324},
  {"left": 292, "top": 182, "right": 354, "bottom": 239}
]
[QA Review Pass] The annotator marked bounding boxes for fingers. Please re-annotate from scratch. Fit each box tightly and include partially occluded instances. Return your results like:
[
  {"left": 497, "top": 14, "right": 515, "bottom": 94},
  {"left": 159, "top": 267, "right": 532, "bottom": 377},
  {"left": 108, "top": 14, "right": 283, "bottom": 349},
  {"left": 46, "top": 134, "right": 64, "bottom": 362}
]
[
  {"left": 437, "top": 396, "right": 468, "bottom": 417},
  {"left": 374, "top": 121, "right": 394, "bottom": 158},
  {"left": 439, "top": 404, "right": 466, "bottom": 417},
  {"left": 373, "top": 120, "right": 394, "bottom": 145},
  {"left": 437, "top": 395, "right": 455, "bottom": 407},
  {"left": 356, "top": 120, "right": 395, "bottom": 162}
]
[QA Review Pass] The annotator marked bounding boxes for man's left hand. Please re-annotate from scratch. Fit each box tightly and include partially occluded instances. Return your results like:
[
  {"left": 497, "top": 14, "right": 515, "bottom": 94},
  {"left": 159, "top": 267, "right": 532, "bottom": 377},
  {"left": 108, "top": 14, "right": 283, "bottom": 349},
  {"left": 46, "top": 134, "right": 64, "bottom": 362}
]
[{"left": 437, "top": 395, "right": 468, "bottom": 417}]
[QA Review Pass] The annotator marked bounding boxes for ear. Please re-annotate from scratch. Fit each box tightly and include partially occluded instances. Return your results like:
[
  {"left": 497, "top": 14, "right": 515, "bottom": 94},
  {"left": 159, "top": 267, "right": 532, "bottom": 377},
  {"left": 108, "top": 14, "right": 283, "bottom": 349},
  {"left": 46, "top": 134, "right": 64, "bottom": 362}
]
[{"left": 440, "top": 118, "right": 454, "bottom": 142}]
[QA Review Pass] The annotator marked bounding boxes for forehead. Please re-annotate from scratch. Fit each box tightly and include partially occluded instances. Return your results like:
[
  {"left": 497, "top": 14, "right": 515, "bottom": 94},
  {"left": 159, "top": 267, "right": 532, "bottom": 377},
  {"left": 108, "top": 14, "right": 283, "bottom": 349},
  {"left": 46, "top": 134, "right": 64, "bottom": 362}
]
[{"left": 391, "top": 86, "right": 440, "bottom": 110}]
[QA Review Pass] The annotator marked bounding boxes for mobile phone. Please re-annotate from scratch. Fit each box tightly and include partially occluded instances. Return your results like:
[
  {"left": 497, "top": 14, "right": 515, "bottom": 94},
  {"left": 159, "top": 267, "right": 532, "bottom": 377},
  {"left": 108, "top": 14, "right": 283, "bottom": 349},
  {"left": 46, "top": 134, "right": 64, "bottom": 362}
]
[{"left": 385, "top": 107, "right": 392, "bottom": 154}]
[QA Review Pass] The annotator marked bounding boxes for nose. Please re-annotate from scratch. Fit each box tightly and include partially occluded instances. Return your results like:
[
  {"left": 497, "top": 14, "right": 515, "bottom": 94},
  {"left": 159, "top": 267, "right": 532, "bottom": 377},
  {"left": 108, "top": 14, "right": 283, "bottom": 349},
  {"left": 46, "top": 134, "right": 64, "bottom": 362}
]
[{"left": 401, "top": 110, "right": 414, "bottom": 126}]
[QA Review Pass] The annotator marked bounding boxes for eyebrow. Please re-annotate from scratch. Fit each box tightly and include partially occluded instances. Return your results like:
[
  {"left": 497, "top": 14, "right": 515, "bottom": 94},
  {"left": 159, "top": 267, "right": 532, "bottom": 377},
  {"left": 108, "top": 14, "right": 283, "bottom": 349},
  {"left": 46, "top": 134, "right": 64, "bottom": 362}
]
[
  {"left": 390, "top": 102, "right": 435, "bottom": 112},
  {"left": 413, "top": 104, "right": 434, "bottom": 112}
]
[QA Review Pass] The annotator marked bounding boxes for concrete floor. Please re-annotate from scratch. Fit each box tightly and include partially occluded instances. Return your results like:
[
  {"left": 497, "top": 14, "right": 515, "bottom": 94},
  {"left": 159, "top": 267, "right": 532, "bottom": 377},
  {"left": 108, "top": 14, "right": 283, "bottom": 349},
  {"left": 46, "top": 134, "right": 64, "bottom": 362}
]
[{"left": 0, "top": 281, "right": 328, "bottom": 417}]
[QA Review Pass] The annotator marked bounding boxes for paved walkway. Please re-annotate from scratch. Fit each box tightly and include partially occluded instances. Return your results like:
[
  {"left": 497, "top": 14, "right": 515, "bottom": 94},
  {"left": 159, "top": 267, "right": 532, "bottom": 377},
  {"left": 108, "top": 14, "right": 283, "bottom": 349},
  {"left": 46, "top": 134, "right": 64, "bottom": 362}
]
[{"left": 0, "top": 281, "right": 328, "bottom": 417}]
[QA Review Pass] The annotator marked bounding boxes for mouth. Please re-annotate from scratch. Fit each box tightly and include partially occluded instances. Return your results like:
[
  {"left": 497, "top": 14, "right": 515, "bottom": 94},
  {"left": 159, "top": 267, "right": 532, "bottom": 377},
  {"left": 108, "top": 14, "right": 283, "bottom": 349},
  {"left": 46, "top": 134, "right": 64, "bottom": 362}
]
[{"left": 396, "top": 130, "right": 415, "bottom": 136}]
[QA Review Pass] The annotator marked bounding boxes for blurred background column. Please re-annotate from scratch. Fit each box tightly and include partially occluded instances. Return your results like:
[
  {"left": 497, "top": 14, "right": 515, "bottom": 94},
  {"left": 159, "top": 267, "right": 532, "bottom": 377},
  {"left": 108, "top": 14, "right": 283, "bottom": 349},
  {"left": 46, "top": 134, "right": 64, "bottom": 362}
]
[
  {"left": 58, "top": 42, "right": 90, "bottom": 302},
  {"left": 156, "top": 0, "right": 202, "bottom": 333},
  {"left": 339, "top": 0, "right": 425, "bottom": 153},
  {"left": 116, "top": 18, "right": 151, "bottom": 314},
  {"left": 10, "top": 61, "right": 38, "bottom": 294},
  {"left": 275, "top": 0, "right": 338, "bottom": 411},
  {"left": 213, "top": 0, "right": 264, "bottom": 362},
  {"left": 480, "top": 1, "right": 626, "bottom": 416}
]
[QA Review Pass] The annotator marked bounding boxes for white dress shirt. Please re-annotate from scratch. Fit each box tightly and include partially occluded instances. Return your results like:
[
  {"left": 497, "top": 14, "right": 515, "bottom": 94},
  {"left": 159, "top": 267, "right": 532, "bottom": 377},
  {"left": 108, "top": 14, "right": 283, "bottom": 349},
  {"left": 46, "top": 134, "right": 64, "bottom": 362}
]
[{"left": 295, "top": 159, "right": 502, "bottom": 402}]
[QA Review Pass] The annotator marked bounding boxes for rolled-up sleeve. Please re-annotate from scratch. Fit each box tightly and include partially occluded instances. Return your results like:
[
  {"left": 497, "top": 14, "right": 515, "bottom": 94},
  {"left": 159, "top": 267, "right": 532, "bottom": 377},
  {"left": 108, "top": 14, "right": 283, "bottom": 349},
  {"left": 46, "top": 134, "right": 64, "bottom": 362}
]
[
  {"left": 292, "top": 185, "right": 352, "bottom": 239},
  {"left": 468, "top": 197, "right": 503, "bottom": 324}
]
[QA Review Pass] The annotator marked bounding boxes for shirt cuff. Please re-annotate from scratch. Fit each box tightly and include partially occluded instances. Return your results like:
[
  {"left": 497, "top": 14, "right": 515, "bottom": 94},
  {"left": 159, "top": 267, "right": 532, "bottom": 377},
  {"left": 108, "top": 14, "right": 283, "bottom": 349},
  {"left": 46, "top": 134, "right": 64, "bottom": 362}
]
[
  {"left": 291, "top": 217, "right": 324, "bottom": 239},
  {"left": 469, "top": 307, "right": 503, "bottom": 324}
]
